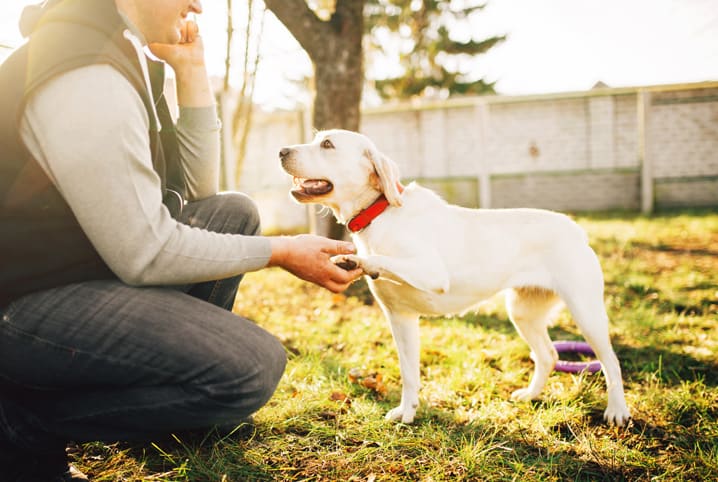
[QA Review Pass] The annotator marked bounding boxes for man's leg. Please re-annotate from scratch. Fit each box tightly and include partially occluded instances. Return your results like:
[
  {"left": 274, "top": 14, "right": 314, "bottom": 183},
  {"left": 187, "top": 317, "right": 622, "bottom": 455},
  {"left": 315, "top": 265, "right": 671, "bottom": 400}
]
[
  {"left": 0, "top": 281, "right": 286, "bottom": 463},
  {"left": 0, "top": 192, "right": 285, "bottom": 475},
  {"left": 178, "top": 192, "right": 262, "bottom": 310}
]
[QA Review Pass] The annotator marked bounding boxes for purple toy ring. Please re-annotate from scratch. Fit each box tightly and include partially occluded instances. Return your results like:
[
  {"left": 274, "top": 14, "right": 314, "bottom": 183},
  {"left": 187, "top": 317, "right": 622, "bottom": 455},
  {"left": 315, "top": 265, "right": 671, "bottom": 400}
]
[{"left": 553, "top": 341, "right": 602, "bottom": 373}]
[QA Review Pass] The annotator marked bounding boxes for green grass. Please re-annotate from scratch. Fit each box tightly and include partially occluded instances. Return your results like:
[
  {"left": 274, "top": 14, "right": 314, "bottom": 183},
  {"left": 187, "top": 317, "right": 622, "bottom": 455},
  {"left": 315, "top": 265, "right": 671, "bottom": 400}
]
[{"left": 72, "top": 209, "right": 718, "bottom": 481}]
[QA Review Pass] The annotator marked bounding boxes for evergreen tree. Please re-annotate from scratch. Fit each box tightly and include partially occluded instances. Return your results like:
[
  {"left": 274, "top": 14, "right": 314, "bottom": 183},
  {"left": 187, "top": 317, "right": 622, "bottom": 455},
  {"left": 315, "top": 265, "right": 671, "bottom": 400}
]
[{"left": 365, "top": 0, "right": 505, "bottom": 100}]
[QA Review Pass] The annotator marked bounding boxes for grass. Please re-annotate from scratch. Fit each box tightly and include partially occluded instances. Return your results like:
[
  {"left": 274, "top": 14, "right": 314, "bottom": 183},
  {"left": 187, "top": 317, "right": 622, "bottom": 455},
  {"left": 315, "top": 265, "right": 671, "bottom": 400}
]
[{"left": 71, "top": 209, "right": 718, "bottom": 481}]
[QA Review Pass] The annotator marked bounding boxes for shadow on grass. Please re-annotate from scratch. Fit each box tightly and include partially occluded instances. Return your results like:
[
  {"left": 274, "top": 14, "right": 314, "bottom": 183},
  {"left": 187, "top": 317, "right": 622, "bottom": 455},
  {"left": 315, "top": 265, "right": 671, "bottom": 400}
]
[
  {"left": 460, "top": 309, "right": 718, "bottom": 388},
  {"left": 457, "top": 311, "right": 516, "bottom": 336},
  {"left": 397, "top": 409, "right": 647, "bottom": 481},
  {"left": 620, "top": 341, "right": 718, "bottom": 387}
]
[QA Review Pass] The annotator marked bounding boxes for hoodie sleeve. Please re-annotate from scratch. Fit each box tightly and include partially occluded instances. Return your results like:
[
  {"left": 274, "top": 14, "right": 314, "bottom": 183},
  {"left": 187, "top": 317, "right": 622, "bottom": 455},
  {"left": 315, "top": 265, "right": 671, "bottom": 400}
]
[
  {"left": 19, "top": 64, "right": 272, "bottom": 285},
  {"left": 176, "top": 105, "right": 221, "bottom": 200}
]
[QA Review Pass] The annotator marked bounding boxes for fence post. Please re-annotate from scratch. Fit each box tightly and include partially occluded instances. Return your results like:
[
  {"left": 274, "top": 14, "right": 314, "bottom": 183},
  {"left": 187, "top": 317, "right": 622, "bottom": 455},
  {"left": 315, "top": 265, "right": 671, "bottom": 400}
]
[
  {"left": 638, "top": 90, "right": 654, "bottom": 214},
  {"left": 475, "top": 101, "right": 491, "bottom": 208}
]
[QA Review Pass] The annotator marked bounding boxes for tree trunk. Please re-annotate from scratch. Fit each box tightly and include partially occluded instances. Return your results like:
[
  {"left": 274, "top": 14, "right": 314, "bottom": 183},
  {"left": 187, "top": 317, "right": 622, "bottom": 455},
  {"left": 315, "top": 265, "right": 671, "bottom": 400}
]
[
  {"left": 264, "top": 0, "right": 365, "bottom": 238},
  {"left": 311, "top": 3, "right": 363, "bottom": 131}
]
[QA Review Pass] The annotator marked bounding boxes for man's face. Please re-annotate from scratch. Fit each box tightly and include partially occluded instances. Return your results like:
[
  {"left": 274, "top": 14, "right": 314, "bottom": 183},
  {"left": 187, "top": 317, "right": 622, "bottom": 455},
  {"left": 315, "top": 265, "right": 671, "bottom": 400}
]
[{"left": 127, "top": 0, "right": 202, "bottom": 44}]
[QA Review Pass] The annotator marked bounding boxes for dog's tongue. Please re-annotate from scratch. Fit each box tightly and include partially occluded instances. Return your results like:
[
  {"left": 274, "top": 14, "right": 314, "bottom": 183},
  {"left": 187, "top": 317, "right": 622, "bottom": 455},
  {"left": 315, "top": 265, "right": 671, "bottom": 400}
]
[{"left": 301, "top": 179, "right": 333, "bottom": 195}]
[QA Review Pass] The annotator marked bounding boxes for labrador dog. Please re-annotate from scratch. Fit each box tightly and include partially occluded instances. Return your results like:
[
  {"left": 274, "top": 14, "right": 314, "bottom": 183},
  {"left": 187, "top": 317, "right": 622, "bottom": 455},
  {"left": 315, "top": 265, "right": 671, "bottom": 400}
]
[{"left": 279, "top": 129, "right": 631, "bottom": 426}]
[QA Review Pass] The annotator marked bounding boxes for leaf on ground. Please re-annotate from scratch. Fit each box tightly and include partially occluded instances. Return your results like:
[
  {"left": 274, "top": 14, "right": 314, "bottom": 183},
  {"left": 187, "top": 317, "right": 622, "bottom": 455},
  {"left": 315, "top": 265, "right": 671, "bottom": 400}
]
[
  {"left": 329, "top": 391, "right": 352, "bottom": 414},
  {"left": 330, "top": 391, "right": 351, "bottom": 403},
  {"left": 348, "top": 368, "right": 388, "bottom": 397}
]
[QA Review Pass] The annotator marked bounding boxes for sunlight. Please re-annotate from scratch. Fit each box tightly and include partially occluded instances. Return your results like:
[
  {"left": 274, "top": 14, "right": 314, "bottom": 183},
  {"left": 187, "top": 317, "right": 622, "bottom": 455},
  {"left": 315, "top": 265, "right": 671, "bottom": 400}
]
[{"left": 2, "top": 0, "right": 716, "bottom": 108}]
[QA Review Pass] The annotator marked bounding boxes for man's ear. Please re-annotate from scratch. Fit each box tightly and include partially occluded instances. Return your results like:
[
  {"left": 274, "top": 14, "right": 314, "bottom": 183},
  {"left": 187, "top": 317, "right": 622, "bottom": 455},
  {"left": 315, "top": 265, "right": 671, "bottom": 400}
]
[{"left": 364, "top": 148, "right": 403, "bottom": 207}]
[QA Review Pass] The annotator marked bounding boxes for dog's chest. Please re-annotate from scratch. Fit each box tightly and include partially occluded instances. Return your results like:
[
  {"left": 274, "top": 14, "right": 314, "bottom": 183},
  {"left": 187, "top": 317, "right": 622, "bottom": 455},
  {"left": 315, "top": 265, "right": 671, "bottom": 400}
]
[{"left": 369, "top": 277, "right": 495, "bottom": 317}]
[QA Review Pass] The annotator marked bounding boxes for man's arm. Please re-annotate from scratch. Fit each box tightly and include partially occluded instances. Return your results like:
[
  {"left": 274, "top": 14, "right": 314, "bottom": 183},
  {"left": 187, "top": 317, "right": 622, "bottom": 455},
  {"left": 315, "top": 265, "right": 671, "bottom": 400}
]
[
  {"left": 175, "top": 105, "right": 221, "bottom": 200},
  {"left": 20, "top": 65, "right": 271, "bottom": 285},
  {"left": 153, "top": 20, "right": 221, "bottom": 201},
  {"left": 20, "top": 65, "right": 362, "bottom": 292}
]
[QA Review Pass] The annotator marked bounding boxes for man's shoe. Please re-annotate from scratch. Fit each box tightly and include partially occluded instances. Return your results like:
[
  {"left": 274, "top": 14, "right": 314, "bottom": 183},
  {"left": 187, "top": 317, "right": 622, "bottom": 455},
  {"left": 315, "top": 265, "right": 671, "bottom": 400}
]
[
  {"left": 1, "top": 446, "right": 85, "bottom": 482},
  {"left": 59, "top": 464, "right": 89, "bottom": 481}
]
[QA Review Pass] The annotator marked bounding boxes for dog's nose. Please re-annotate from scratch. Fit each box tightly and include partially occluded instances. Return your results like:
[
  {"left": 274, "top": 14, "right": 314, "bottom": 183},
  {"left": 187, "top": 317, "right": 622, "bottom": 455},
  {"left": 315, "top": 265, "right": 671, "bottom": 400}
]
[{"left": 279, "top": 147, "right": 291, "bottom": 159}]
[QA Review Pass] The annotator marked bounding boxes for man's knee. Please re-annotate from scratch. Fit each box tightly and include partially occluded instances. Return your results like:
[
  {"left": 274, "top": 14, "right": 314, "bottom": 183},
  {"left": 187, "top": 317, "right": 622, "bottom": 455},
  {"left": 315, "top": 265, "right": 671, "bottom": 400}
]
[
  {"left": 242, "top": 334, "right": 287, "bottom": 412},
  {"left": 182, "top": 192, "right": 261, "bottom": 236},
  {"left": 217, "top": 192, "right": 261, "bottom": 236},
  {"left": 201, "top": 330, "right": 287, "bottom": 418}
]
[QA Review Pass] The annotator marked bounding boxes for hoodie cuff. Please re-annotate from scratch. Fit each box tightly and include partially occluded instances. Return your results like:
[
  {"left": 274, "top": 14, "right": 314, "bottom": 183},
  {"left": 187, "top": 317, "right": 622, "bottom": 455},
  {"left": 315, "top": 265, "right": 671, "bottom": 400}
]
[{"left": 177, "top": 105, "right": 221, "bottom": 133}]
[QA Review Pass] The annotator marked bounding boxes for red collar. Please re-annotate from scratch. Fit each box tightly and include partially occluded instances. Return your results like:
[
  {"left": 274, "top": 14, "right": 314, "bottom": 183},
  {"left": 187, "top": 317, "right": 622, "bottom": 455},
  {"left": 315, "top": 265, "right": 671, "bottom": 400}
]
[
  {"left": 347, "top": 195, "right": 390, "bottom": 232},
  {"left": 347, "top": 184, "right": 404, "bottom": 233}
]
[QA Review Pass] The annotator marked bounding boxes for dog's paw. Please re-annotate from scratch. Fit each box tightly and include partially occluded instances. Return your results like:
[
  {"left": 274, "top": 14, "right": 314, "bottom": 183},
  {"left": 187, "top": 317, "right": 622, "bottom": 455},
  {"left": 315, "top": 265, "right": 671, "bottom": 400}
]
[
  {"left": 331, "top": 255, "right": 379, "bottom": 280},
  {"left": 603, "top": 405, "right": 631, "bottom": 427},
  {"left": 385, "top": 405, "right": 417, "bottom": 424},
  {"left": 510, "top": 387, "right": 540, "bottom": 402},
  {"left": 332, "top": 255, "right": 358, "bottom": 271}
]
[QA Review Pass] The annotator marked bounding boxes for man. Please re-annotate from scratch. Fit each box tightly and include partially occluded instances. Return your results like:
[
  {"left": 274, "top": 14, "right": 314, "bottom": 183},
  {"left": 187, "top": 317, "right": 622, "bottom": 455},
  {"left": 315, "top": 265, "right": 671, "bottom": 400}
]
[{"left": 0, "top": 0, "right": 362, "bottom": 479}]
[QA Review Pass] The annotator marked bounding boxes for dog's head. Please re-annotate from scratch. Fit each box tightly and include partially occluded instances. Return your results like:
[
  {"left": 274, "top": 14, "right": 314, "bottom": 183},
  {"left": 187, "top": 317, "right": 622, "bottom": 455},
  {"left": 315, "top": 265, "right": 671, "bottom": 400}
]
[{"left": 279, "top": 129, "right": 402, "bottom": 222}]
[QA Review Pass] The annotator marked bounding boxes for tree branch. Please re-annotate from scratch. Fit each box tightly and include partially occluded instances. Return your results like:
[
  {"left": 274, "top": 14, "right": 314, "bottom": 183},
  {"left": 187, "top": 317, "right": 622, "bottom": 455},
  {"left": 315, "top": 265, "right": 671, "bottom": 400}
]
[{"left": 263, "top": 0, "right": 326, "bottom": 57}]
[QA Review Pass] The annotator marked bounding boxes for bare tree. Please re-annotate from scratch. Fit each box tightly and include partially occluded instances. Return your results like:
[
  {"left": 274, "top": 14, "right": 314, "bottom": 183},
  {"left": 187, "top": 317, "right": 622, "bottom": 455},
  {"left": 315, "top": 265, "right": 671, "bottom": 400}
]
[
  {"left": 222, "top": 0, "right": 234, "bottom": 93},
  {"left": 218, "top": 0, "right": 235, "bottom": 190},
  {"left": 219, "top": 0, "right": 265, "bottom": 191},
  {"left": 231, "top": 1, "right": 266, "bottom": 189}
]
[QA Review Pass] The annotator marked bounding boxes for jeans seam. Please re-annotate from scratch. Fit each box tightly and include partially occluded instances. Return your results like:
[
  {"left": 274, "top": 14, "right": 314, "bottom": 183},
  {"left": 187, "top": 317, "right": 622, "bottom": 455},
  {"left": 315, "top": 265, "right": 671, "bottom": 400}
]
[{"left": 207, "top": 280, "right": 222, "bottom": 305}]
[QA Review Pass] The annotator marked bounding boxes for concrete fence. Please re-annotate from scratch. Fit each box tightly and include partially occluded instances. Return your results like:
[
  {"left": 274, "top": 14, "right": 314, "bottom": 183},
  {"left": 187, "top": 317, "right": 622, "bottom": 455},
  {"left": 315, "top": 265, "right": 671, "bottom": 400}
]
[{"left": 228, "top": 81, "right": 718, "bottom": 233}]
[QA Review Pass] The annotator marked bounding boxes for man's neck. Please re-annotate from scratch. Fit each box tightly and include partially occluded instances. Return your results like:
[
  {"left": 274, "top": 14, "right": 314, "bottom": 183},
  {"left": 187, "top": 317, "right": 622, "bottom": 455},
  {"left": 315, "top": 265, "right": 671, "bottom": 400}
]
[
  {"left": 118, "top": 11, "right": 147, "bottom": 45},
  {"left": 114, "top": 0, "right": 147, "bottom": 45}
]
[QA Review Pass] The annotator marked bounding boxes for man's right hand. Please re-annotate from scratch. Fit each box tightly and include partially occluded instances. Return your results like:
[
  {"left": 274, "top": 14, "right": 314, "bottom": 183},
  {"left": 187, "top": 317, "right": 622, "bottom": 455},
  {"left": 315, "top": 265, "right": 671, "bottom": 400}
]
[{"left": 268, "top": 235, "right": 364, "bottom": 293}]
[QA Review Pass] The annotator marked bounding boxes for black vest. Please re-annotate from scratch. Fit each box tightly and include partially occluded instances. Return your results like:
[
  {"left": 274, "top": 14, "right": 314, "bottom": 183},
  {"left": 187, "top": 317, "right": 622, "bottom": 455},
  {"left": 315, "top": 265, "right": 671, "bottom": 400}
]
[{"left": 0, "top": 0, "right": 184, "bottom": 306}]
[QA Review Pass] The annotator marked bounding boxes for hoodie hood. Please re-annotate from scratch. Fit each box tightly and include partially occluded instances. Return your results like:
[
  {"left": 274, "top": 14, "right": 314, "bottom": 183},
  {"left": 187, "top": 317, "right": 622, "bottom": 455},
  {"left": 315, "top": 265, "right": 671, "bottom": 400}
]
[
  {"left": 19, "top": 0, "right": 63, "bottom": 37},
  {"left": 21, "top": 0, "right": 141, "bottom": 98}
]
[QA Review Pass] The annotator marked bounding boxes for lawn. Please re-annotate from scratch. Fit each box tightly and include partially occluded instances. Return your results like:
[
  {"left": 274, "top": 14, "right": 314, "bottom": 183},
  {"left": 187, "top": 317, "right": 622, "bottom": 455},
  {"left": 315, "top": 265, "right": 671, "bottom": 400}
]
[{"left": 72, "top": 210, "right": 718, "bottom": 481}]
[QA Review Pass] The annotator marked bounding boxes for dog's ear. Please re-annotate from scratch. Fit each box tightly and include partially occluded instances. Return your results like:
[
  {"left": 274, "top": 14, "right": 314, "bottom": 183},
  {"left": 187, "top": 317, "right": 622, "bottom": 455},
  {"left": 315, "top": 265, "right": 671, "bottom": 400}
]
[{"left": 365, "top": 148, "right": 403, "bottom": 207}]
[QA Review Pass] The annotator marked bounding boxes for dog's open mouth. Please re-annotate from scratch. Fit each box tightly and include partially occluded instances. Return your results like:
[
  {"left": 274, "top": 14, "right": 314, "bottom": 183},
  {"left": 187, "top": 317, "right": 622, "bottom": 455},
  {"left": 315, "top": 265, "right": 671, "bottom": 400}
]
[{"left": 291, "top": 177, "right": 333, "bottom": 198}]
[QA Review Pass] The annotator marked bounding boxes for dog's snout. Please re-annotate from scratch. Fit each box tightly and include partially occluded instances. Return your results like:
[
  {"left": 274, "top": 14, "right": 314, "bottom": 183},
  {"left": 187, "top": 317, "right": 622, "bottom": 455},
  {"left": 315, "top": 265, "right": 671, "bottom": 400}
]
[{"left": 279, "top": 147, "right": 291, "bottom": 159}]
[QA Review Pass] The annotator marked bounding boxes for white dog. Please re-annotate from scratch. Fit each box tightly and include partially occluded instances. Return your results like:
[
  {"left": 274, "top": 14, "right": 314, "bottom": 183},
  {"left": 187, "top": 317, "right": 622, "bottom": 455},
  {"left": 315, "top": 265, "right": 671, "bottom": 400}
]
[{"left": 279, "top": 129, "right": 631, "bottom": 426}]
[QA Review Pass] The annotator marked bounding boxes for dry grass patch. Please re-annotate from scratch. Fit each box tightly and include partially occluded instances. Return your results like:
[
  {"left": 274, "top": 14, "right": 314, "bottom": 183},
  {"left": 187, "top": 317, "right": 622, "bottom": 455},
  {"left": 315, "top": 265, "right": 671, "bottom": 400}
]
[{"left": 71, "top": 210, "right": 718, "bottom": 481}]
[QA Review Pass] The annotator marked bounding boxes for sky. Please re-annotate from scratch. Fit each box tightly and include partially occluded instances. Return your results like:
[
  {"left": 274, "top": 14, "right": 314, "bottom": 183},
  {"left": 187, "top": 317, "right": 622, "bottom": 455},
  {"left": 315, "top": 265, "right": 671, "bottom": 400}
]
[{"left": 2, "top": 0, "right": 717, "bottom": 109}]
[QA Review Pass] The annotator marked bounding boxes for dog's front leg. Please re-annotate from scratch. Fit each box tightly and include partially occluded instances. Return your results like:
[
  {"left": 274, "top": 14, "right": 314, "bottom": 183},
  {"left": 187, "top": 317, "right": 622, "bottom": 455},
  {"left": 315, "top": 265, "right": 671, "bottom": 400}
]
[
  {"left": 384, "top": 312, "right": 421, "bottom": 424},
  {"left": 332, "top": 253, "right": 449, "bottom": 294}
]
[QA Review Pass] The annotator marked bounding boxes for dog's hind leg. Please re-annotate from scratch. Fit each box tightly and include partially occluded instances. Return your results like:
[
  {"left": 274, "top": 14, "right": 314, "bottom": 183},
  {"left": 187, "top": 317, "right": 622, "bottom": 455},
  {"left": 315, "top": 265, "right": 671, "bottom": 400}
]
[
  {"left": 555, "top": 250, "right": 631, "bottom": 426},
  {"left": 384, "top": 311, "right": 421, "bottom": 424},
  {"left": 506, "top": 287, "right": 563, "bottom": 402}
]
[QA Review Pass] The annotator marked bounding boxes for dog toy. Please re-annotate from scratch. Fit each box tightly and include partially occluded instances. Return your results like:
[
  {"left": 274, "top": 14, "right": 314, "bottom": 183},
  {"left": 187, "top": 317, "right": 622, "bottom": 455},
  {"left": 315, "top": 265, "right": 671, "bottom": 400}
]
[{"left": 553, "top": 341, "right": 602, "bottom": 373}]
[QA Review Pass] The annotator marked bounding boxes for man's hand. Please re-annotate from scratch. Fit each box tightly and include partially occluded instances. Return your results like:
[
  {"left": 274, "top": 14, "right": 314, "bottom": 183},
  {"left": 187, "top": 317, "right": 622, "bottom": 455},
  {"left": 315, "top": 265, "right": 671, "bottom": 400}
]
[
  {"left": 268, "top": 235, "right": 364, "bottom": 293},
  {"left": 148, "top": 20, "right": 213, "bottom": 108},
  {"left": 148, "top": 19, "right": 205, "bottom": 72}
]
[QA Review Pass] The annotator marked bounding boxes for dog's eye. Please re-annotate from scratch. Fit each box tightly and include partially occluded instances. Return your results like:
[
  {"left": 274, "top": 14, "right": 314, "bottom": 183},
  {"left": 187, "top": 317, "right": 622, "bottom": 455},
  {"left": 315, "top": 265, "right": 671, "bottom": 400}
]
[{"left": 321, "top": 138, "right": 334, "bottom": 149}]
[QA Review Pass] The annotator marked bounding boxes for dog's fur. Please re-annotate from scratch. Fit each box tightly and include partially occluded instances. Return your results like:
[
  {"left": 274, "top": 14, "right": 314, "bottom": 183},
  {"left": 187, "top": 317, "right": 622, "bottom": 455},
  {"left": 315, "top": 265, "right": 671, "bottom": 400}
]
[{"left": 279, "top": 129, "right": 631, "bottom": 426}]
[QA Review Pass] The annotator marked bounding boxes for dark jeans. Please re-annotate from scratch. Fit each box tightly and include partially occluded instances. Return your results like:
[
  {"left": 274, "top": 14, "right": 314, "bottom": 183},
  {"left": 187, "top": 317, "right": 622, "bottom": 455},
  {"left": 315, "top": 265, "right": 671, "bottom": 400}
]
[{"left": 0, "top": 193, "right": 286, "bottom": 461}]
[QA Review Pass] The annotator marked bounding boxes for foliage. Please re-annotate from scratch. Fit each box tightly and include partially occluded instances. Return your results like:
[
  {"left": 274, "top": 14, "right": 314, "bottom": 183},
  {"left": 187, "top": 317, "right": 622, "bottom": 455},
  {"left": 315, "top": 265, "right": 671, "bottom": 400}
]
[
  {"left": 365, "top": 0, "right": 506, "bottom": 100},
  {"left": 71, "top": 210, "right": 718, "bottom": 480}
]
